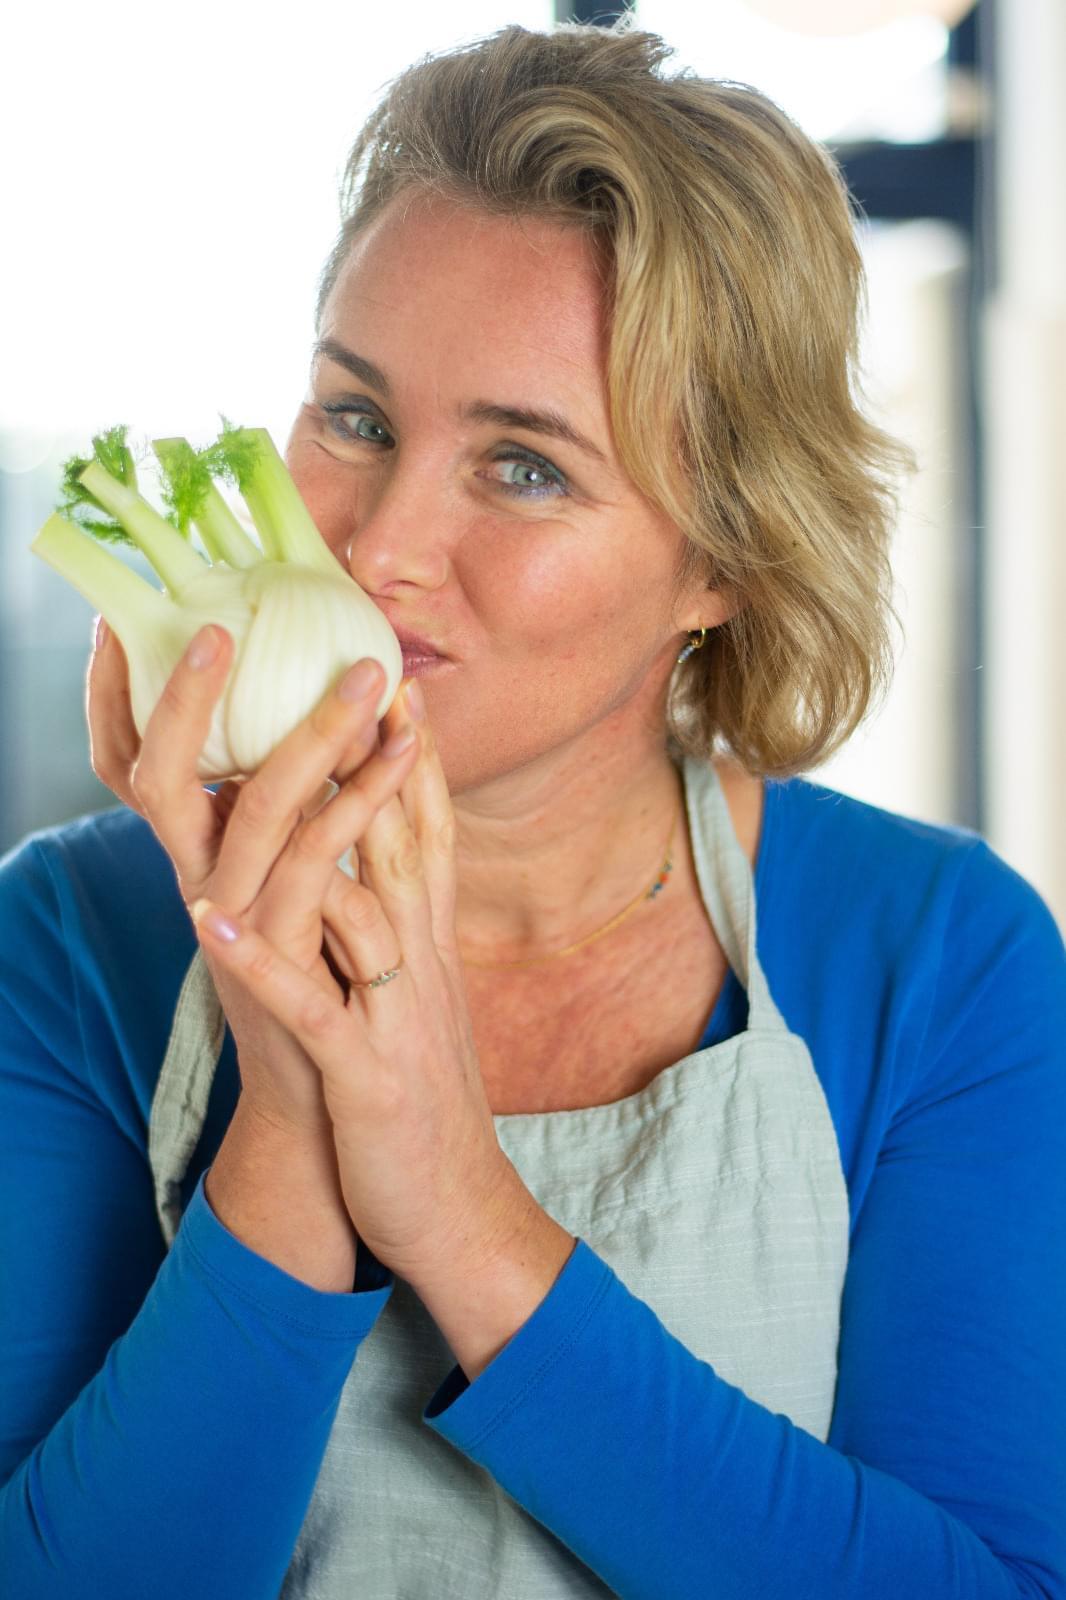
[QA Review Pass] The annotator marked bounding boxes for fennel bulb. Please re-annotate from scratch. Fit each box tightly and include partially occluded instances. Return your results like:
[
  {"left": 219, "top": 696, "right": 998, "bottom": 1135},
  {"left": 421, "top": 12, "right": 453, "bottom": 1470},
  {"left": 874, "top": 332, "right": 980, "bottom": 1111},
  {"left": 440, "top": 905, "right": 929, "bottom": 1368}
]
[{"left": 30, "top": 424, "right": 403, "bottom": 781}]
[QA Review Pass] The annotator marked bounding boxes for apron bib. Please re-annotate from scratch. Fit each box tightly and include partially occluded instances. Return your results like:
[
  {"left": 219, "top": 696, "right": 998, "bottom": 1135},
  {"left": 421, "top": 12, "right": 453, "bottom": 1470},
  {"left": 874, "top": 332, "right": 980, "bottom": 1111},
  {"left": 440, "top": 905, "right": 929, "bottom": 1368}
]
[{"left": 148, "top": 754, "right": 849, "bottom": 1598}]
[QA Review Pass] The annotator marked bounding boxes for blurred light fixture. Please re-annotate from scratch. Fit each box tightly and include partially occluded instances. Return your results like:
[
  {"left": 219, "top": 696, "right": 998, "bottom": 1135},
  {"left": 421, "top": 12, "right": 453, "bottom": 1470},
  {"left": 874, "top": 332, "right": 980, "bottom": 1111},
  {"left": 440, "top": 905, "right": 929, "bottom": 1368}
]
[{"left": 741, "top": 0, "right": 977, "bottom": 34}]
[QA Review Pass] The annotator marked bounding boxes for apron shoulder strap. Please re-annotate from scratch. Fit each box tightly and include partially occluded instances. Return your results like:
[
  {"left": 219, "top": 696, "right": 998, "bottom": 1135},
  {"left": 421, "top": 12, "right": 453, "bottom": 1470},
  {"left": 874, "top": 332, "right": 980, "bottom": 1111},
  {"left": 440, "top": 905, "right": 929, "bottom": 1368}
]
[
  {"left": 147, "top": 948, "right": 226, "bottom": 1247},
  {"left": 682, "top": 755, "right": 784, "bottom": 1035}
]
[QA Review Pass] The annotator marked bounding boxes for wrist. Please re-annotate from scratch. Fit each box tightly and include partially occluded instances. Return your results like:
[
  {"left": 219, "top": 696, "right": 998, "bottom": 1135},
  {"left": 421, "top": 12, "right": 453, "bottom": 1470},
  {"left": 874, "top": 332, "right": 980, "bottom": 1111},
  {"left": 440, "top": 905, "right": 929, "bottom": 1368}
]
[
  {"left": 409, "top": 1171, "right": 576, "bottom": 1382},
  {"left": 206, "top": 1095, "right": 358, "bottom": 1293}
]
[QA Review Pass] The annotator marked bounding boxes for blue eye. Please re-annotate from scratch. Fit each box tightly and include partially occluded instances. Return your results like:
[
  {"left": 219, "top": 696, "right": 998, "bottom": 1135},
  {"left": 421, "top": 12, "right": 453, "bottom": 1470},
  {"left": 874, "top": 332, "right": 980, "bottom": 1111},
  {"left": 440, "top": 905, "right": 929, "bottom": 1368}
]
[
  {"left": 489, "top": 453, "right": 567, "bottom": 499},
  {"left": 323, "top": 404, "right": 393, "bottom": 447},
  {"left": 319, "top": 401, "right": 568, "bottom": 499}
]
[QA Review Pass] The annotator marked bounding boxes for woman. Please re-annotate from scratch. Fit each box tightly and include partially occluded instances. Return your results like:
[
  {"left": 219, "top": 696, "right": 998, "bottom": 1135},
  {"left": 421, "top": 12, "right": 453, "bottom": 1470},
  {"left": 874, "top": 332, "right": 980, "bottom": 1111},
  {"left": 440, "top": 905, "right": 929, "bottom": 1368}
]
[{"left": 1, "top": 21, "right": 1063, "bottom": 1600}]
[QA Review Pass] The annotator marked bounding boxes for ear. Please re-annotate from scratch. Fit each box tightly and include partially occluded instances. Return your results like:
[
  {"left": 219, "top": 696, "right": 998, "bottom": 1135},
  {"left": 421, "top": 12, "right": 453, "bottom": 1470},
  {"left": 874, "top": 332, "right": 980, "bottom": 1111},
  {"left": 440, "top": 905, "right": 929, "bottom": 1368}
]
[{"left": 678, "top": 580, "right": 745, "bottom": 635}]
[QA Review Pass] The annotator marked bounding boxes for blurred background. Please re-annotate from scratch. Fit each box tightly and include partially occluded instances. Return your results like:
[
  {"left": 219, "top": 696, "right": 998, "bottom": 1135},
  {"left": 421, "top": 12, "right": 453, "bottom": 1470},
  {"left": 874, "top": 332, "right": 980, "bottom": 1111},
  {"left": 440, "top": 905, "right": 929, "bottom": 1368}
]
[{"left": 1, "top": 0, "right": 1062, "bottom": 926}]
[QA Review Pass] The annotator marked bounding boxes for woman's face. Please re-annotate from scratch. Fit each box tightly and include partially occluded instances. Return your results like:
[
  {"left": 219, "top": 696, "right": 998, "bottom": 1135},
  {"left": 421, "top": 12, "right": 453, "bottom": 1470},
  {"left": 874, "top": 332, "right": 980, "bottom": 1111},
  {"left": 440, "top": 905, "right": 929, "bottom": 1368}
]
[{"left": 286, "top": 190, "right": 717, "bottom": 797}]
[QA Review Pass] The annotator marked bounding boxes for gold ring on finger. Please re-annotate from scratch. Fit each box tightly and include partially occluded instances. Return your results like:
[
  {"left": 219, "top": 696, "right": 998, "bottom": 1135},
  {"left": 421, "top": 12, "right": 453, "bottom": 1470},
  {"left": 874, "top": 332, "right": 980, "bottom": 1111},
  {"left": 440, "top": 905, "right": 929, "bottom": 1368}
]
[{"left": 351, "top": 955, "right": 406, "bottom": 991}]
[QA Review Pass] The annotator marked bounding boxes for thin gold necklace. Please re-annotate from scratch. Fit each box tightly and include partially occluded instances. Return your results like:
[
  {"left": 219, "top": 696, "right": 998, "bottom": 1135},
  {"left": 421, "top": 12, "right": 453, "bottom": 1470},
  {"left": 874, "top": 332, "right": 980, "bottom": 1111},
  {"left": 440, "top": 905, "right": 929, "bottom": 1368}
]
[{"left": 458, "top": 793, "right": 683, "bottom": 970}]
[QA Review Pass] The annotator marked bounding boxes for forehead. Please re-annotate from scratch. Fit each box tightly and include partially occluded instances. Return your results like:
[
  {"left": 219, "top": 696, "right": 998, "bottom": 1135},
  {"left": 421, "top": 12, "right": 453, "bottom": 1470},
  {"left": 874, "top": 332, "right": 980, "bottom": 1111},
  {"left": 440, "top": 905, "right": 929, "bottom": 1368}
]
[{"left": 320, "top": 192, "right": 610, "bottom": 402}]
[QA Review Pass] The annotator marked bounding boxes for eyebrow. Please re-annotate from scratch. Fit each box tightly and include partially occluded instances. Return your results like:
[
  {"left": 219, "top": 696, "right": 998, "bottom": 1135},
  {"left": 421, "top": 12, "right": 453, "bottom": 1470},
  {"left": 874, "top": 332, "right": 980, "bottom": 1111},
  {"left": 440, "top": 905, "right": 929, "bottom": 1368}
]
[
  {"left": 313, "top": 336, "right": 608, "bottom": 466},
  {"left": 315, "top": 338, "right": 390, "bottom": 396}
]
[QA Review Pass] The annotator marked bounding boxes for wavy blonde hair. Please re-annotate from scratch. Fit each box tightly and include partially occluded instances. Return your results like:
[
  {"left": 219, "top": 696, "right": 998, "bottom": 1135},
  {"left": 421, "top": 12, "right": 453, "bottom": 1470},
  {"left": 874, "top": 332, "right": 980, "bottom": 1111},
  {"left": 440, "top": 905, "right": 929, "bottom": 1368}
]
[{"left": 316, "top": 21, "right": 918, "bottom": 778}]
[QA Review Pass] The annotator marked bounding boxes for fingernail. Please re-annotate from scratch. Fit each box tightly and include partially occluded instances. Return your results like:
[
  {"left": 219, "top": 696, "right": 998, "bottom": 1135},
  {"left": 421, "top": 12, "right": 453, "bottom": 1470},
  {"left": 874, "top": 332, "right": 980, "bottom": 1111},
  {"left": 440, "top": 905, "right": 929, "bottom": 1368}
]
[
  {"left": 94, "top": 615, "right": 109, "bottom": 650},
  {"left": 187, "top": 626, "right": 220, "bottom": 671},
  {"left": 190, "top": 898, "right": 240, "bottom": 942},
  {"left": 338, "top": 659, "right": 380, "bottom": 702},
  {"left": 405, "top": 680, "right": 426, "bottom": 721},
  {"left": 381, "top": 725, "right": 417, "bottom": 759}
]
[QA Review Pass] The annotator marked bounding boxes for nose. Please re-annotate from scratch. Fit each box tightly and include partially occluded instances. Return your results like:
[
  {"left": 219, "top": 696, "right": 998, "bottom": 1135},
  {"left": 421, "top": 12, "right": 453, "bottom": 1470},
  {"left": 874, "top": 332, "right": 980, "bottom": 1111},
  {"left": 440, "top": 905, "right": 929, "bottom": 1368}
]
[{"left": 345, "top": 456, "right": 456, "bottom": 592}]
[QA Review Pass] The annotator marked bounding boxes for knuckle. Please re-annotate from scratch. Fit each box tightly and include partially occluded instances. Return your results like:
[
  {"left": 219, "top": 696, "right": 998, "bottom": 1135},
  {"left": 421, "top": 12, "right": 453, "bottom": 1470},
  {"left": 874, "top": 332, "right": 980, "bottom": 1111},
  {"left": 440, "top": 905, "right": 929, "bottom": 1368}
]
[
  {"left": 381, "top": 831, "right": 424, "bottom": 887},
  {"left": 432, "top": 813, "right": 458, "bottom": 858},
  {"left": 233, "top": 777, "right": 285, "bottom": 834},
  {"left": 341, "top": 884, "right": 381, "bottom": 933},
  {"left": 298, "top": 992, "right": 339, "bottom": 1039},
  {"left": 130, "top": 761, "right": 165, "bottom": 813},
  {"left": 243, "top": 943, "right": 278, "bottom": 986},
  {"left": 289, "top": 815, "right": 327, "bottom": 865}
]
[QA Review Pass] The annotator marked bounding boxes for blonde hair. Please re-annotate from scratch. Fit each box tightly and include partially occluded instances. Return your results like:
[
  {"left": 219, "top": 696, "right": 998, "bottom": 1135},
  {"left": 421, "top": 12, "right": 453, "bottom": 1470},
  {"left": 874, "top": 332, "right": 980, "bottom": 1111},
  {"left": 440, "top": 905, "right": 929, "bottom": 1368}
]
[{"left": 317, "top": 21, "right": 918, "bottom": 778}]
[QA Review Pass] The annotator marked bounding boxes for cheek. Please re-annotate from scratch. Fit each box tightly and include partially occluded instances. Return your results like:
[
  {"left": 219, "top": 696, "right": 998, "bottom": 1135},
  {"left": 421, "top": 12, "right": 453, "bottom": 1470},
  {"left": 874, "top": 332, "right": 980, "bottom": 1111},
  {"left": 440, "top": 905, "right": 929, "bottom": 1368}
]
[
  {"left": 286, "top": 440, "right": 356, "bottom": 556},
  {"left": 469, "top": 536, "right": 622, "bottom": 661},
  {"left": 422, "top": 534, "right": 673, "bottom": 794}
]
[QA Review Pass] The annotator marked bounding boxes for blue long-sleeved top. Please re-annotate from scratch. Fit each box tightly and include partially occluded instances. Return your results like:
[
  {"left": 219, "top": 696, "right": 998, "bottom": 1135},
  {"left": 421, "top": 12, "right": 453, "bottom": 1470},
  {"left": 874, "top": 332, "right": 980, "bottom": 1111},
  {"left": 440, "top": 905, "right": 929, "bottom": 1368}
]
[{"left": 1, "top": 774, "right": 1064, "bottom": 1599}]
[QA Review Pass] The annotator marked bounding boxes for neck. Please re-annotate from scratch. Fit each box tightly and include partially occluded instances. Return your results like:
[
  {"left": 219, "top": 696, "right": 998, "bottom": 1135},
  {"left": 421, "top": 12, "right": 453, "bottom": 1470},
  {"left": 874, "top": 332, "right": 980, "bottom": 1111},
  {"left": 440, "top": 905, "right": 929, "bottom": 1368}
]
[{"left": 451, "top": 725, "right": 686, "bottom": 969}]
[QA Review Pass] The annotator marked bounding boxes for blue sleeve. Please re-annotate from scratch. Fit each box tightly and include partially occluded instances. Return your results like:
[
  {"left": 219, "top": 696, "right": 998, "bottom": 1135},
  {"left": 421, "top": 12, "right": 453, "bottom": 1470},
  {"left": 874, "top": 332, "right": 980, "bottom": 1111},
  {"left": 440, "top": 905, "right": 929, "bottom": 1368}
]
[
  {"left": 0, "top": 838, "right": 392, "bottom": 1600},
  {"left": 425, "top": 842, "right": 1066, "bottom": 1599}
]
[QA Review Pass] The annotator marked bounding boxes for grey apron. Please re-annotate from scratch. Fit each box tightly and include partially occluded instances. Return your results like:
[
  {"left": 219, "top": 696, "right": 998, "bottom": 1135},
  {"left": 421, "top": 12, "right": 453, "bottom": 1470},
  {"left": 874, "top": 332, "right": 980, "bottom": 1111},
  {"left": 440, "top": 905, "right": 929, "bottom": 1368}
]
[{"left": 148, "top": 753, "right": 849, "bottom": 1598}]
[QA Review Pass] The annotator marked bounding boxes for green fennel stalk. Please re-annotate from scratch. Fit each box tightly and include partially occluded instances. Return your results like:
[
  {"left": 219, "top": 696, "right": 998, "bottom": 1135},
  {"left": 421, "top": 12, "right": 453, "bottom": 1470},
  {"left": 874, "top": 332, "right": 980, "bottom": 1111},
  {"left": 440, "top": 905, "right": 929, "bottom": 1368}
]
[{"left": 30, "top": 422, "right": 403, "bottom": 780}]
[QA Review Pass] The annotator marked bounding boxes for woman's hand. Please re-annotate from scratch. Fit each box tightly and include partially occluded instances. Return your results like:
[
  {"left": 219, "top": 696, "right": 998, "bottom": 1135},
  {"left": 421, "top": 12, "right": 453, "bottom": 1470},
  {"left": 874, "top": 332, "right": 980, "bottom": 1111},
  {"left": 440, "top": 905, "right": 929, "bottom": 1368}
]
[
  {"left": 85, "top": 617, "right": 419, "bottom": 1142},
  {"left": 185, "top": 665, "right": 542, "bottom": 1292}
]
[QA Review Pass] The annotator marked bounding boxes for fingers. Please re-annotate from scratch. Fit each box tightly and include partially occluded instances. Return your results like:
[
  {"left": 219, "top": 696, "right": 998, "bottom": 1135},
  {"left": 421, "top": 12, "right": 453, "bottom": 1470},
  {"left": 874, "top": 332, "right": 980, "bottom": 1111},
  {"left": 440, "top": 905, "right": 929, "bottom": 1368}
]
[
  {"left": 250, "top": 726, "right": 420, "bottom": 962},
  {"left": 85, "top": 618, "right": 144, "bottom": 814},
  {"left": 372, "top": 681, "right": 461, "bottom": 967},
  {"left": 129, "top": 625, "right": 237, "bottom": 898},
  {"left": 321, "top": 871, "right": 405, "bottom": 1003},
  {"left": 207, "top": 659, "right": 395, "bottom": 913},
  {"left": 188, "top": 897, "right": 394, "bottom": 1119}
]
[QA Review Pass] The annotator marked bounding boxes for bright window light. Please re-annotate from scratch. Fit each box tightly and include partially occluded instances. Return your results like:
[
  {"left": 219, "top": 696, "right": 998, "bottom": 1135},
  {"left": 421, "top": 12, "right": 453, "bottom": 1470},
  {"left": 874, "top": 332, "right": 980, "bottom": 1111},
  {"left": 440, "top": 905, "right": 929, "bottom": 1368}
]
[
  {"left": 635, "top": 0, "right": 950, "bottom": 144},
  {"left": 1, "top": 2, "right": 550, "bottom": 449}
]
